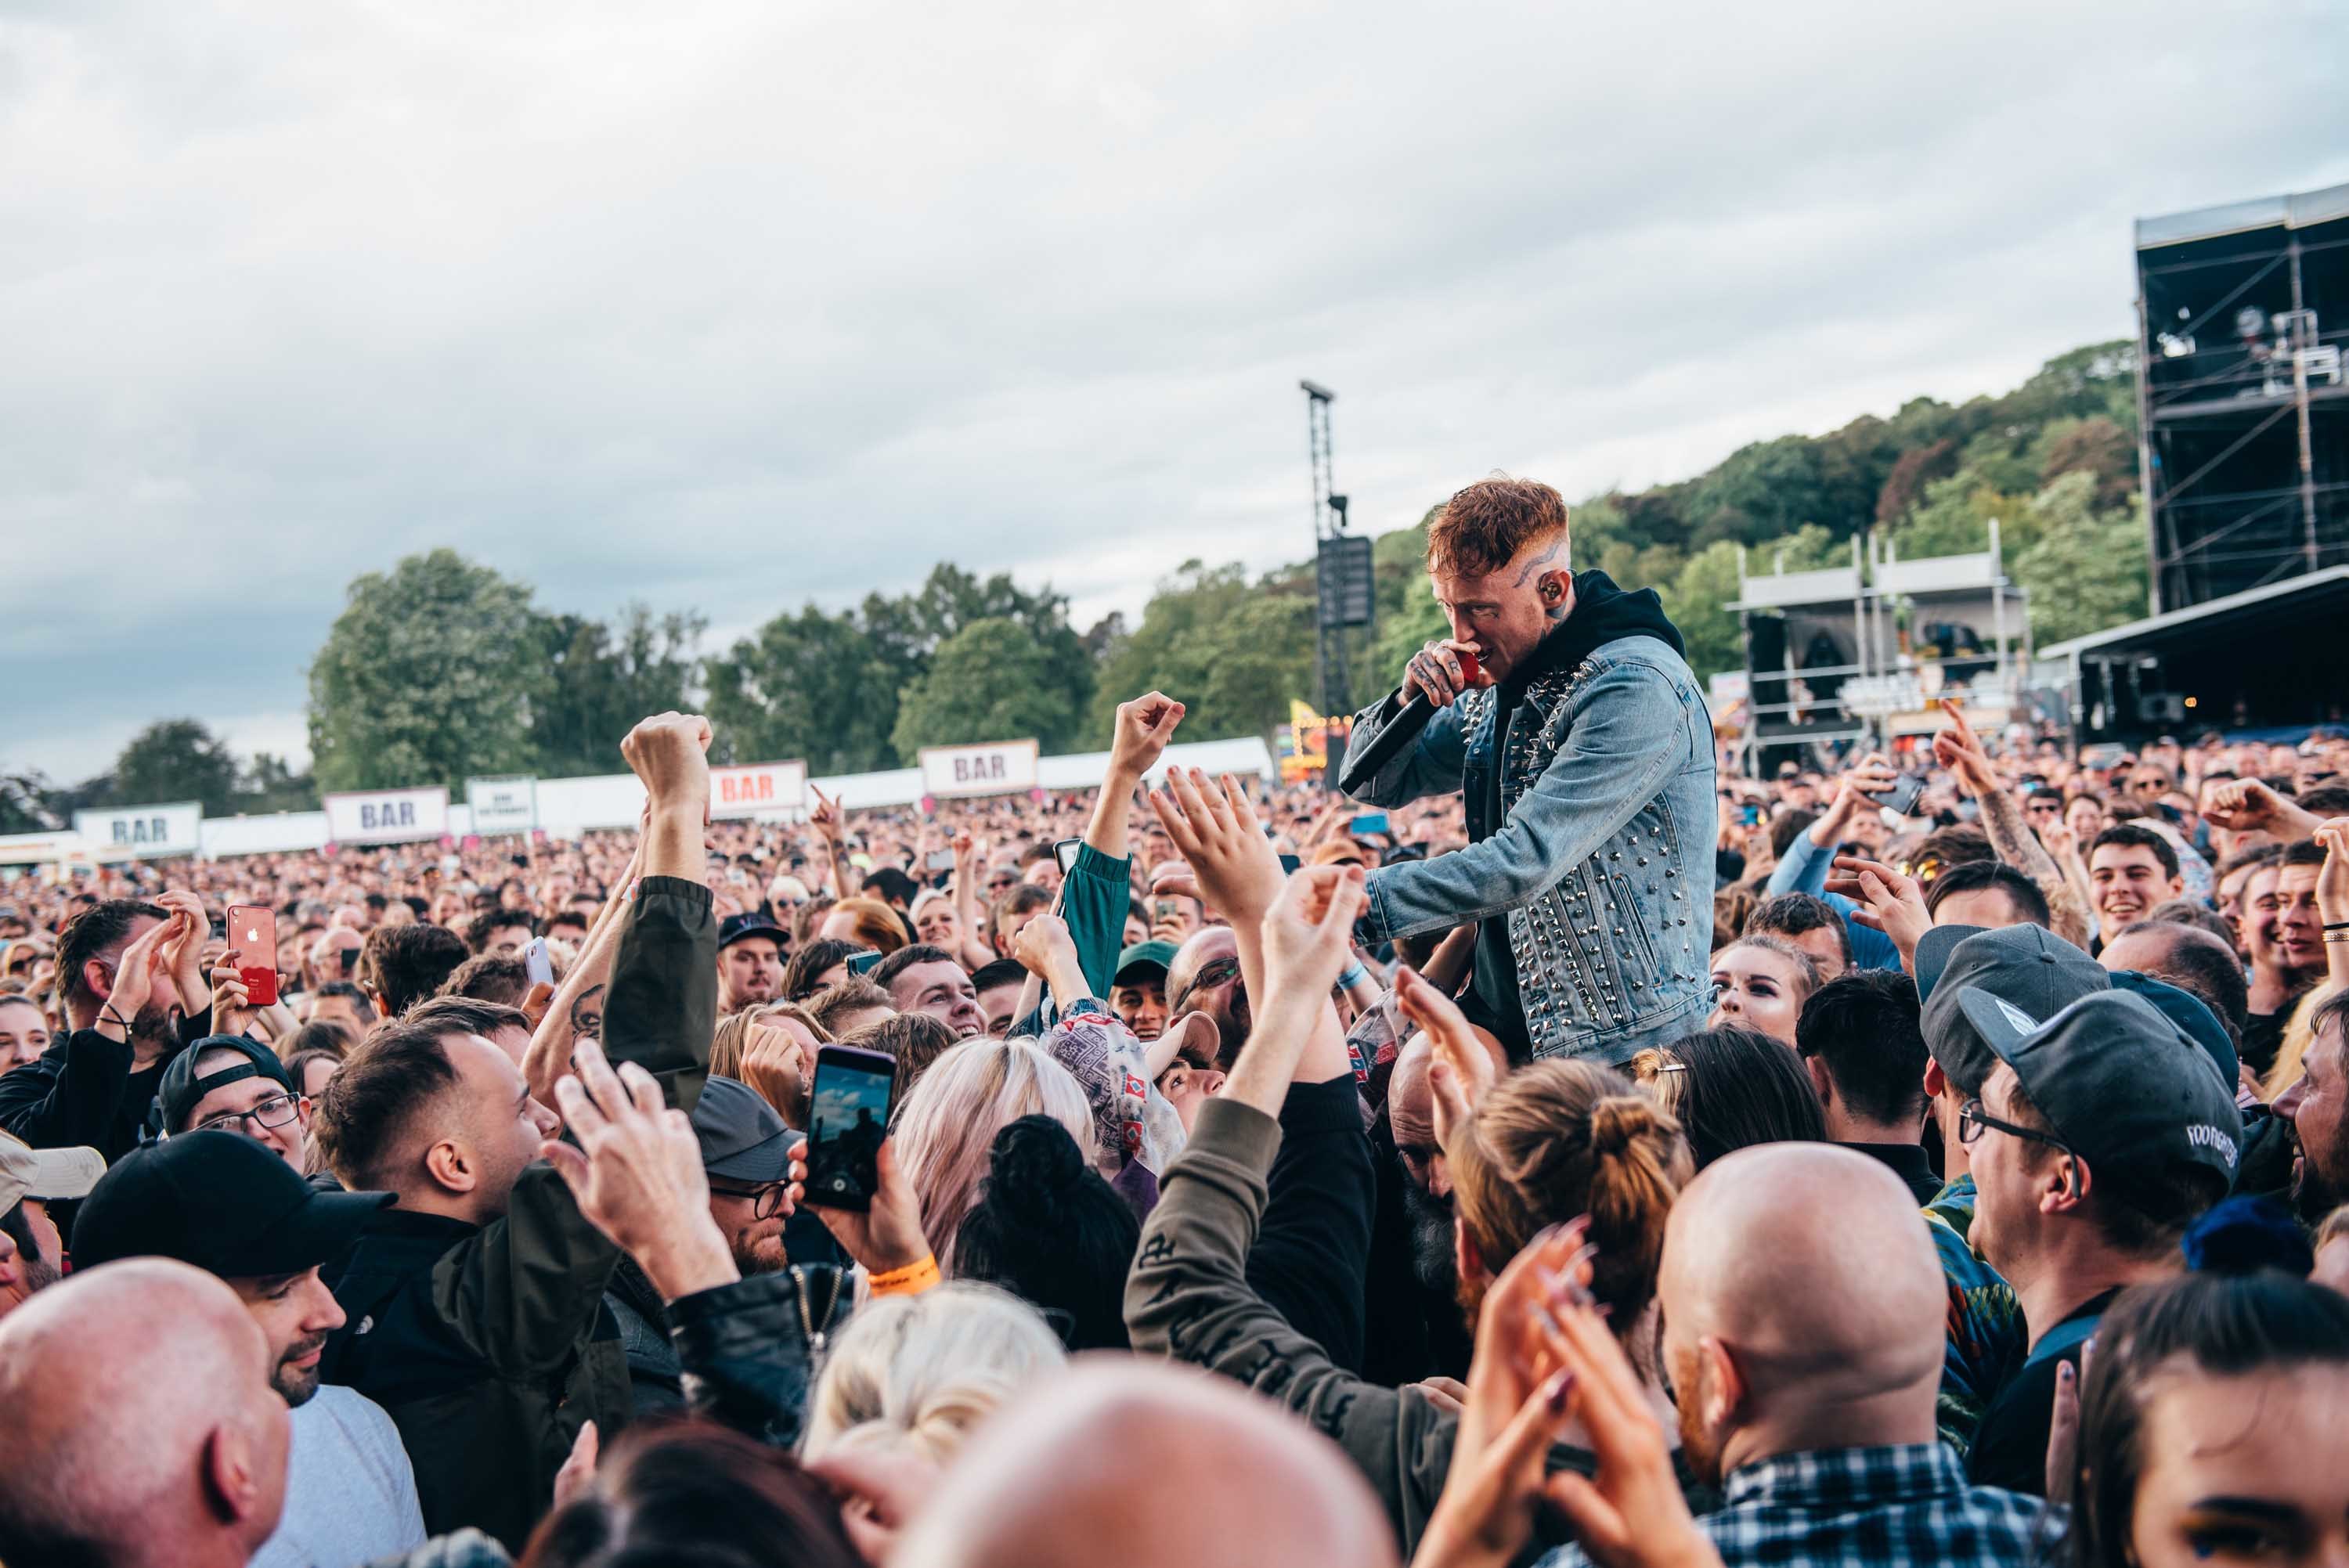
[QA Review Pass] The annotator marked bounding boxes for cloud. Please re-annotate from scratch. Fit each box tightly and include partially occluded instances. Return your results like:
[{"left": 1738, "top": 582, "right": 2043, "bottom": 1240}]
[{"left": 4, "top": 0, "right": 2345, "bottom": 780}]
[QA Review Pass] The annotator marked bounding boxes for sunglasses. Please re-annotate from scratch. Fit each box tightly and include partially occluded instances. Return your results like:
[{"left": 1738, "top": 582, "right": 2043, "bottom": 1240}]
[{"left": 1171, "top": 956, "right": 1243, "bottom": 1014}]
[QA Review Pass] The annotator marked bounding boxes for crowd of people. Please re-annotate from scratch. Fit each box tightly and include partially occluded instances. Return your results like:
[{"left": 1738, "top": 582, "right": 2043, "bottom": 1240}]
[{"left": 2, "top": 528, "right": 2347, "bottom": 1566}]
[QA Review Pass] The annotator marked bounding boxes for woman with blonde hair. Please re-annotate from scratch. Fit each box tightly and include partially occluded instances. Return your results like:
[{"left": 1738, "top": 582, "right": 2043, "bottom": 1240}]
[
  {"left": 890, "top": 1036, "right": 1092, "bottom": 1273},
  {"left": 710, "top": 1002, "right": 832, "bottom": 1128},
  {"left": 799, "top": 1281, "right": 1065, "bottom": 1465},
  {"left": 818, "top": 896, "right": 911, "bottom": 956}
]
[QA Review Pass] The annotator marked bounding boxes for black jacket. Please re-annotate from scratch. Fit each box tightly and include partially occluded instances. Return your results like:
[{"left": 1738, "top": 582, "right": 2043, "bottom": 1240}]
[
  {"left": 669, "top": 1264, "right": 850, "bottom": 1449},
  {"left": 0, "top": 1004, "right": 212, "bottom": 1161}
]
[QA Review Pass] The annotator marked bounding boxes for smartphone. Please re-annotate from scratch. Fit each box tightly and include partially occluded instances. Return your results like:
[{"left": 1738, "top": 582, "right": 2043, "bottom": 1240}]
[
  {"left": 1877, "top": 773, "right": 1928, "bottom": 816},
  {"left": 1738, "top": 802, "right": 1763, "bottom": 828},
  {"left": 339, "top": 946, "right": 359, "bottom": 976},
  {"left": 845, "top": 949, "right": 885, "bottom": 978},
  {"left": 1278, "top": 853, "right": 1302, "bottom": 874},
  {"left": 522, "top": 937, "right": 554, "bottom": 988},
  {"left": 227, "top": 905, "right": 279, "bottom": 1008},
  {"left": 1350, "top": 811, "right": 1391, "bottom": 838},
  {"left": 804, "top": 1044, "right": 897, "bottom": 1210},
  {"left": 926, "top": 849, "right": 955, "bottom": 872},
  {"left": 1053, "top": 837, "right": 1081, "bottom": 877},
  {"left": 1154, "top": 899, "right": 1180, "bottom": 922}
]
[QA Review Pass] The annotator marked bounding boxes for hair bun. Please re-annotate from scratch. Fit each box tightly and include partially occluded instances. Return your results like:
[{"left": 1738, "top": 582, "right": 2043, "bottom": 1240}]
[
  {"left": 1588, "top": 1094, "right": 1654, "bottom": 1158},
  {"left": 983, "top": 1115, "right": 1088, "bottom": 1225}
]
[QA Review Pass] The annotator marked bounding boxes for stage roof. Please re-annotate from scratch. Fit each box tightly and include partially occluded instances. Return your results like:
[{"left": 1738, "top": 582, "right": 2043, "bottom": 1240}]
[{"left": 2137, "top": 180, "right": 2349, "bottom": 251}]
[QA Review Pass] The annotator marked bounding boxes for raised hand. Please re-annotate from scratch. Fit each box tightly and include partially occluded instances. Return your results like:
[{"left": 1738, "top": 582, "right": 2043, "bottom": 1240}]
[
  {"left": 1395, "top": 964, "right": 1495, "bottom": 1155},
  {"left": 808, "top": 784, "right": 843, "bottom": 843},
  {"left": 207, "top": 958, "right": 254, "bottom": 1037},
  {"left": 1932, "top": 697, "right": 1997, "bottom": 799},
  {"left": 1825, "top": 855, "right": 1932, "bottom": 970},
  {"left": 1259, "top": 863, "right": 1369, "bottom": 1005},
  {"left": 1153, "top": 769, "right": 1284, "bottom": 925},
  {"left": 619, "top": 712, "right": 713, "bottom": 814},
  {"left": 153, "top": 889, "right": 213, "bottom": 1018},
  {"left": 739, "top": 1022, "right": 811, "bottom": 1122},
  {"left": 788, "top": 1136, "right": 931, "bottom": 1276},
  {"left": 540, "top": 1040, "right": 736, "bottom": 1302},
  {"left": 1109, "top": 691, "right": 1186, "bottom": 779},
  {"left": 96, "top": 914, "right": 175, "bottom": 1036}
]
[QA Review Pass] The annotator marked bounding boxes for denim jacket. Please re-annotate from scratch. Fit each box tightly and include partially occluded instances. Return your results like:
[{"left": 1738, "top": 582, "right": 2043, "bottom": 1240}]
[{"left": 1347, "top": 633, "right": 1717, "bottom": 1063}]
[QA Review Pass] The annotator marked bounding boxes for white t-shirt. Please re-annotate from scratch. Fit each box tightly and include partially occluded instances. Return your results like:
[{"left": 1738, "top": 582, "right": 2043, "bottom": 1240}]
[{"left": 251, "top": 1385, "right": 428, "bottom": 1568}]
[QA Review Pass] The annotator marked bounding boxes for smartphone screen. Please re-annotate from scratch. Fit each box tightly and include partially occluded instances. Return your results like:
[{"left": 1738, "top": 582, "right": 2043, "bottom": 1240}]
[
  {"left": 804, "top": 1045, "right": 896, "bottom": 1209},
  {"left": 845, "top": 949, "right": 885, "bottom": 978},
  {"left": 523, "top": 937, "right": 554, "bottom": 988},
  {"left": 1878, "top": 773, "right": 1928, "bottom": 816},
  {"left": 926, "top": 849, "right": 955, "bottom": 871},
  {"left": 1278, "top": 853, "right": 1301, "bottom": 874},
  {"left": 1740, "top": 803, "right": 1763, "bottom": 828},
  {"left": 227, "top": 905, "right": 279, "bottom": 1008},
  {"left": 1053, "top": 836, "right": 1081, "bottom": 877},
  {"left": 1351, "top": 811, "right": 1391, "bottom": 838}
]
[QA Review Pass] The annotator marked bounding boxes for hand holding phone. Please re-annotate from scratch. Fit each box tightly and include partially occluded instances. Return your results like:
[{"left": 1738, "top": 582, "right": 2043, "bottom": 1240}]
[
  {"left": 1876, "top": 773, "right": 1928, "bottom": 817},
  {"left": 802, "top": 1045, "right": 896, "bottom": 1211},
  {"left": 523, "top": 937, "right": 555, "bottom": 988},
  {"left": 226, "top": 904, "right": 279, "bottom": 1008}
]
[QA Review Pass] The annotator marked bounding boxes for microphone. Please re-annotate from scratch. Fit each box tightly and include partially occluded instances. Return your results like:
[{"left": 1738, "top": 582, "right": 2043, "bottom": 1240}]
[{"left": 1336, "top": 649, "right": 1479, "bottom": 798}]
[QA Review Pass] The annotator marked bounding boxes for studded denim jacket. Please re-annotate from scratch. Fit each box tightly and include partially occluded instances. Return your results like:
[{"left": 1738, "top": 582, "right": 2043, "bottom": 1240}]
[{"left": 1347, "top": 633, "right": 1717, "bottom": 1064}]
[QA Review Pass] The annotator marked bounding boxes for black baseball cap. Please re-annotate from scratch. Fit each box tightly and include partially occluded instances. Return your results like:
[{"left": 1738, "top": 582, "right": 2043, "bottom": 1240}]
[
  {"left": 152, "top": 1035, "right": 296, "bottom": 1137},
  {"left": 1917, "top": 924, "right": 2109, "bottom": 1094},
  {"left": 691, "top": 1075, "right": 792, "bottom": 1182},
  {"left": 2109, "top": 970, "right": 2239, "bottom": 1090},
  {"left": 1955, "top": 989, "right": 2243, "bottom": 1189},
  {"left": 71, "top": 1130, "right": 394, "bottom": 1278},
  {"left": 719, "top": 913, "right": 787, "bottom": 952}
]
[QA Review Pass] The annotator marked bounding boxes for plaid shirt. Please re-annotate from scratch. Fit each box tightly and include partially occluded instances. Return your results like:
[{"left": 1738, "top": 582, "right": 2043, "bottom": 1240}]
[{"left": 1543, "top": 1444, "right": 2050, "bottom": 1568}]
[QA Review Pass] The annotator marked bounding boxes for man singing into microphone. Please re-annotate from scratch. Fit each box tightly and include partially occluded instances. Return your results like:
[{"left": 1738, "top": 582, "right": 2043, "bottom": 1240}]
[{"left": 1342, "top": 477, "right": 1716, "bottom": 1064}]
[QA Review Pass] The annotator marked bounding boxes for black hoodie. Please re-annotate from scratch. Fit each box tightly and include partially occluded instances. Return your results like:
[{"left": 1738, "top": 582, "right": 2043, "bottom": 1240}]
[{"left": 1474, "top": 571, "right": 1689, "bottom": 1053}]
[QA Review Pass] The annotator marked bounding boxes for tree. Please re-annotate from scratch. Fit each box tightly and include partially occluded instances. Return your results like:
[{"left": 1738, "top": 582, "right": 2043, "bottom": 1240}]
[
  {"left": 1661, "top": 541, "right": 1747, "bottom": 682},
  {"left": 104, "top": 719, "right": 241, "bottom": 814},
  {"left": 890, "top": 618, "right": 1083, "bottom": 761},
  {"left": 531, "top": 604, "right": 705, "bottom": 777},
  {"left": 2011, "top": 475, "right": 2149, "bottom": 646},
  {"left": 705, "top": 604, "right": 898, "bottom": 774},
  {"left": 307, "top": 550, "right": 547, "bottom": 792},
  {"left": 238, "top": 754, "right": 316, "bottom": 815}
]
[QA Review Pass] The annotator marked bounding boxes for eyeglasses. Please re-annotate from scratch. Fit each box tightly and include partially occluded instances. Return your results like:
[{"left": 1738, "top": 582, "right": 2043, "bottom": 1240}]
[
  {"left": 196, "top": 1093, "right": 305, "bottom": 1136},
  {"left": 1172, "top": 957, "right": 1243, "bottom": 1014},
  {"left": 707, "top": 1181, "right": 788, "bottom": 1219},
  {"left": 1958, "top": 1098, "right": 2076, "bottom": 1159}
]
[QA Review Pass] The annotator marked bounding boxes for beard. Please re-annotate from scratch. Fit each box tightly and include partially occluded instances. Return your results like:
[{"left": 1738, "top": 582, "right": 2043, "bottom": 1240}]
[
  {"left": 731, "top": 1224, "right": 788, "bottom": 1276},
  {"left": 1398, "top": 1170, "right": 1457, "bottom": 1296},
  {"left": 275, "top": 1333, "right": 328, "bottom": 1407},
  {"left": 131, "top": 999, "right": 179, "bottom": 1056},
  {"left": 1206, "top": 988, "right": 1253, "bottom": 1071},
  {"left": 2293, "top": 1144, "right": 2347, "bottom": 1224}
]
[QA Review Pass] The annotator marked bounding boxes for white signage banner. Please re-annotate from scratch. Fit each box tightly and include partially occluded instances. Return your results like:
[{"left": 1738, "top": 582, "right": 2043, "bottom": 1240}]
[
  {"left": 323, "top": 786, "right": 450, "bottom": 845},
  {"left": 710, "top": 760, "right": 808, "bottom": 819},
  {"left": 71, "top": 801, "right": 204, "bottom": 860},
  {"left": 919, "top": 740, "right": 1040, "bottom": 799},
  {"left": 466, "top": 775, "right": 539, "bottom": 835}
]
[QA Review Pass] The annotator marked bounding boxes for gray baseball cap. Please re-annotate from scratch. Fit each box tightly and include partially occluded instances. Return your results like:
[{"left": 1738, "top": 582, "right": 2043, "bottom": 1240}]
[
  {"left": 690, "top": 1075, "right": 793, "bottom": 1183},
  {"left": 1918, "top": 923, "right": 2109, "bottom": 1094},
  {"left": 0, "top": 1132, "right": 103, "bottom": 1214},
  {"left": 1955, "top": 988, "right": 2243, "bottom": 1189}
]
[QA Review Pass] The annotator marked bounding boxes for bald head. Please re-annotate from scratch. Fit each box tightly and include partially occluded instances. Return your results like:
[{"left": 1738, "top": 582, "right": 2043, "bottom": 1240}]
[
  {"left": 0, "top": 1258, "right": 289, "bottom": 1568},
  {"left": 1389, "top": 1033, "right": 1436, "bottom": 1154},
  {"left": 894, "top": 1360, "right": 1395, "bottom": 1568},
  {"left": 1661, "top": 1144, "right": 1944, "bottom": 1480},
  {"left": 1166, "top": 928, "right": 1248, "bottom": 1069}
]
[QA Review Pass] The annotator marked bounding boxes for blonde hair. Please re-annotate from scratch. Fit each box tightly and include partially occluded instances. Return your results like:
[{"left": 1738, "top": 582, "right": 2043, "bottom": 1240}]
[
  {"left": 892, "top": 1037, "right": 1091, "bottom": 1273},
  {"left": 800, "top": 1281, "right": 1064, "bottom": 1464},
  {"left": 1450, "top": 1059, "right": 1692, "bottom": 1333},
  {"left": 2263, "top": 982, "right": 2339, "bottom": 1103},
  {"left": 708, "top": 1002, "right": 831, "bottom": 1081},
  {"left": 829, "top": 896, "right": 911, "bottom": 955}
]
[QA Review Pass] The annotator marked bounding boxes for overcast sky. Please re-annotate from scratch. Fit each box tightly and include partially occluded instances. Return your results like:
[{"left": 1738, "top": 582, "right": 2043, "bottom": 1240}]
[{"left": 5, "top": 0, "right": 2345, "bottom": 784}]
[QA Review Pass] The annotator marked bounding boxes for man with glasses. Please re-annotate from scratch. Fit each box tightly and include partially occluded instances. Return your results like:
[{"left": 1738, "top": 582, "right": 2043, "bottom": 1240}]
[
  {"left": 153, "top": 1035, "right": 309, "bottom": 1170},
  {"left": 1953, "top": 988, "right": 2241, "bottom": 1498},
  {"left": 604, "top": 1074, "right": 798, "bottom": 1414}
]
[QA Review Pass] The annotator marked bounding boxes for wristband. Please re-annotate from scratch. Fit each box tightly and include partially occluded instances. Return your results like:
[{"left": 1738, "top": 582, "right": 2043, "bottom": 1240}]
[
  {"left": 99, "top": 1005, "right": 134, "bottom": 1033},
  {"left": 1337, "top": 962, "right": 1370, "bottom": 993},
  {"left": 868, "top": 1253, "right": 940, "bottom": 1297}
]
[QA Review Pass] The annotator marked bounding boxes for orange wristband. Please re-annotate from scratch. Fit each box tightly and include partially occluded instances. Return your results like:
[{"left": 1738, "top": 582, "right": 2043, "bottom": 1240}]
[{"left": 868, "top": 1253, "right": 940, "bottom": 1297}]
